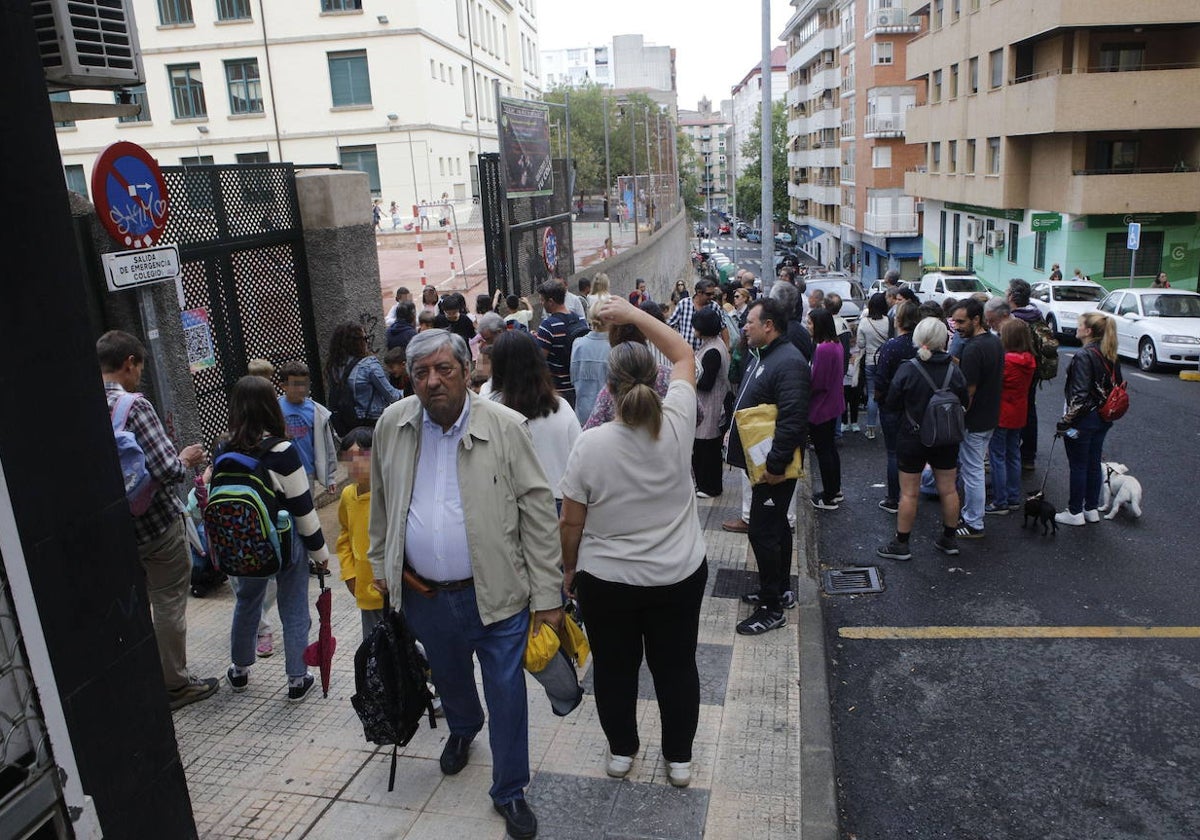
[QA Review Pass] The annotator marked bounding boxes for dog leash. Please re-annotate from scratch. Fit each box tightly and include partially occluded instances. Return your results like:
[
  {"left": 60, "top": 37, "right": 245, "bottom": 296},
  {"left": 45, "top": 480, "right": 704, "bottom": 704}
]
[{"left": 1039, "top": 434, "right": 1059, "bottom": 496}]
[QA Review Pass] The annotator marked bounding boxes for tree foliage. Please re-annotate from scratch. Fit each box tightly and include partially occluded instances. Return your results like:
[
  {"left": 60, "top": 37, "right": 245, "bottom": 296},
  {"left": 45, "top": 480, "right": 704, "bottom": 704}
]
[{"left": 735, "top": 100, "right": 788, "bottom": 226}]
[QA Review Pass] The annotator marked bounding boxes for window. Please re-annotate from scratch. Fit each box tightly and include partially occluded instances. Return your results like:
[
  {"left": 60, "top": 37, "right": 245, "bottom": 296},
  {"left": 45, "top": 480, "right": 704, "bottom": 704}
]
[
  {"left": 49, "top": 91, "right": 74, "bottom": 128},
  {"left": 1094, "top": 139, "right": 1139, "bottom": 172},
  {"left": 440, "top": 63, "right": 446, "bottom": 82},
  {"left": 938, "top": 211, "right": 947, "bottom": 265},
  {"left": 989, "top": 49, "right": 1003, "bottom": 89},
  {"left": 168, "top": 63, "right": 207, "bottom": 119},
  {"left": 872, "top": 42, "right": 893, "bottom": 65},
  {"left": 947, "top": 139, "right": 957, "bottom": 173},
  {"left": 236, "top": 151, "right": 269, "bottom": 163},
  {"left": 216, "top": 0, "right": 251, "bottom": 20},
  {"left": 952, "top": 214, "right": 960, "bottom": 263},
  {"left": 462, "top": 67, "right": 473, "bottom": 115},
  {"left": 431, "top": 60, "right": 437, "bottom": 79},
  {"left": 1033, "top": 230, "right": 1046, "bottom": 270},
  {"left": 180, "top": 155, "right": 214, "bottom": 165},
  {"left": 984, "top": 218, "right": 995, "bottom": 255},
  {"left": 968, "top": 56, "right": 979, "bottom": 94},
  {"left": 932, "top": 69, "right": 942, "bottom": 102},
  {"left": 456, "top": 0, "right": 466, "bottom": 36},
  {"left": 932, "top": 0, "right": 943, "bottom": 28},
  {"left": 225, "top": 59, "right": 263, "bottom": 114},
  {"left": 1008, "top": 223, "right": 1018, "bottom": 262},
  {"left": 235, "top": 152, "right": 271, "bottom": 202},
  {"left": 159, "top": 0, "right": 193, "bottom": 25},
  {"left": 329, "top": 50, "right": 372, "bottom": 106},
  {"left": 340, "top": 145, "right": 381, "bottom": 195},
  {"left": 1104, "top": 230, "right": 1163, "bottom": 277},
  {"left": 1099, "top": 43, "right": 1144, "bottom": 73},
  {"left": 930, "top": 142, "right": 941, "bottom": 172},
  {"left": 321, "top": 0, "right": 361, "bottom": 10},
  {"left": 64, "top": 164, "right": 88, "bottom": 197},
  {"left": 952, "top": 0, "right": 960, "bottom": 20},
  {"left": 949, "top": 64, "right": 959, "bottom": 98},
  {"left": 116, "top": 85, "right": 151, "bottom": 123},
  {"left": 965, "top": 139, "right": 976, "bottom": 173},
  {"left": 872, "top": 146, "right": 891, "bottom": 168},
  {"left": 987, "top": 136, "right": 1000, "bottom": 174}
]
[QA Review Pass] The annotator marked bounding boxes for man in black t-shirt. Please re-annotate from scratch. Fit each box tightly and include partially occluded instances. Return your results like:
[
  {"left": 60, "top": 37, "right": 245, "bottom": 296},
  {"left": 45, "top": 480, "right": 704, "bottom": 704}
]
[{"left": 952, "top": 298, "right": 1005, "bottom": 539}]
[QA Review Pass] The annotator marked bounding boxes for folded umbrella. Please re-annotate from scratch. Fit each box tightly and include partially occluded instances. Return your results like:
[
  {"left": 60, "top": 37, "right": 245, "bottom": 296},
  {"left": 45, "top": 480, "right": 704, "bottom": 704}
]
[{"left": 303, "top": 568, "right": 337, "bottom": 697}]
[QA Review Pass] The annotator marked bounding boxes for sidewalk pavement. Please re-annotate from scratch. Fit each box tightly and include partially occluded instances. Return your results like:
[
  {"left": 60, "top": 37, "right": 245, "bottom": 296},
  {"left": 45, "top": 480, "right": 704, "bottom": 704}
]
[{"left": 173, "top": 466, "right": 801, "bottom": 839}]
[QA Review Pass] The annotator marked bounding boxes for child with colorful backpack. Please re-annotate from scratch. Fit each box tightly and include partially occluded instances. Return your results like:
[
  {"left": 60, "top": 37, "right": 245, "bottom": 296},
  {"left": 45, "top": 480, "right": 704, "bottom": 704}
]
[{"left": 205, "top": 375, "right": 330, "bottom": 703}]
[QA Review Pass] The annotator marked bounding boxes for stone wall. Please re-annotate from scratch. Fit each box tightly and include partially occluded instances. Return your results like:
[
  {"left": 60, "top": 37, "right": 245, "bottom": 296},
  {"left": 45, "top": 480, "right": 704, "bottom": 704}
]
[{"left": 569, "top": 211, "right": 692, "bottom": 304}]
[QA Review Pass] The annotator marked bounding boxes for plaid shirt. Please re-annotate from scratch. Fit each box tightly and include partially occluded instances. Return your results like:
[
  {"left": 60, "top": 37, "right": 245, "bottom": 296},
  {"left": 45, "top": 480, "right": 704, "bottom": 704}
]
[
  {"left": 668, "top": 297, "right": 719, "bottom": 351},
  {"left": 105, "top": 382, "right": 186, "bottom": 544}
]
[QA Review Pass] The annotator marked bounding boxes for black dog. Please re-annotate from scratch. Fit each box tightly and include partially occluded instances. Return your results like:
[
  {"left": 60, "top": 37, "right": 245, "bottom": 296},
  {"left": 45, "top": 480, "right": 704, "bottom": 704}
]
[{"left": 1023, "top": 492, "right": 1057, "bottom": 536}]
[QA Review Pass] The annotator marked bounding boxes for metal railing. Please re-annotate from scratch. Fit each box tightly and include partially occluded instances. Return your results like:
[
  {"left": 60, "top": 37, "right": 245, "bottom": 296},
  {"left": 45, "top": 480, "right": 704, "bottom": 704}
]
[
  {"left": 841, "top": 165, "right": 856, "bottom": 182},
  {"left": 863, "top": 112, "right": 906, "bottom": 135},
  {"left": 864, "top": 211, "right": 919, "bottom": 235},
  {"left": 1011, "top": 61, "right": 1200, "bottom": 85}
]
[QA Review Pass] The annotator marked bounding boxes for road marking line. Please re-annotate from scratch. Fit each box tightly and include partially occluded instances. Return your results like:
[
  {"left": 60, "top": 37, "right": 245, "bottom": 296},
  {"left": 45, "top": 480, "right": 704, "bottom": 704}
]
[
  {"left": 1129, "top": 372, "right": 1157, "bottom": 382},
  {"left": 838, "top": 626, "right": 1200, "bottom": 640}
]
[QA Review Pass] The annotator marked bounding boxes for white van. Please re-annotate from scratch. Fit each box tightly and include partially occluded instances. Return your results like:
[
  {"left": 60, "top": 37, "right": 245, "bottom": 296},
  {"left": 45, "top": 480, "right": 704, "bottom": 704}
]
[{"left": 915, "top": 268, "right": 989, "bottom": 305}]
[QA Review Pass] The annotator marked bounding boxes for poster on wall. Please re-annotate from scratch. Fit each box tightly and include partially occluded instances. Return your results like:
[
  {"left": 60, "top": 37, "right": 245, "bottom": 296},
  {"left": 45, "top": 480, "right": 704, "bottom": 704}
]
[
  {"left": 181, "top": 307, "right": 216, "bottom": 374},
  {"left": 499, "top": 98, "right": 553, "bottom": 197}
]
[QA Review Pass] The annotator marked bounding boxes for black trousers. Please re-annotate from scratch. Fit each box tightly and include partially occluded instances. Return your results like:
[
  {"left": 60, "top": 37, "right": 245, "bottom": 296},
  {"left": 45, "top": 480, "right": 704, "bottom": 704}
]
[
  {"left": 1021, "top": 381, "right": 1038, "bottom": 463},
  {"left": 748, "top": 477, "right": 797, "bottom": 610},
  {"left": 691, "top": 436, "right": 724, "bottom": 496},
  {"left": 575, "top": 562, "right": 708, "bottom": 762},
  {"left": 810, "top": 418, "right": 841, "bottom": 501}
]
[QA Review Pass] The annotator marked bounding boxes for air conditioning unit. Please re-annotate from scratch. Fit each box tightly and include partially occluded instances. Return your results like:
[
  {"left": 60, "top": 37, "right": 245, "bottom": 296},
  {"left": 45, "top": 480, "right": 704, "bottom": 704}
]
[
  {"left": 915, "top": 201, "right": 925, "bottom": 213},
  {"left": 33, "top": 0, "right": 143, "bottom": 90},
  {"left": 876, "top": 10, "right": 894, "bottom": 27},
  {"left": 987, "top": 229, "right": 1005, "bottom": 249}
]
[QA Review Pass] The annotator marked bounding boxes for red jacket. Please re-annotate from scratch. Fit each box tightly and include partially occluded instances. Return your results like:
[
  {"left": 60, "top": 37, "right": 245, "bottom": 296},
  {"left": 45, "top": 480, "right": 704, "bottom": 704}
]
[{"left": 999, "top": 351, "right": 1036, "bottom": 429}]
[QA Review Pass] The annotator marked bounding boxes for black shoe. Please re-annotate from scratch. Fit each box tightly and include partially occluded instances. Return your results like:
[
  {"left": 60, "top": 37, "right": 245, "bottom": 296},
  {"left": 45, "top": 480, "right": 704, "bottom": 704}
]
[
  {"left": 878, "top": 498, "right": 899, "bottom": 514},
  {"left": 811, "top": 493, "right": 839, "bottom": 511},
  {"left": 736, "top": 606, "right": 786, "bottom": 635},
  {"left": 493, "top": 797, "right": 538, "bottom": 839},
  {"left": 742, "top": 590, "right": 797, "bottom": 609},
  {"left": 876, "top": 540, "right": 912, "bottom": 561},
  {"left": 440, "top": 733, "right": 473, "bottom": 775},
  {"left": 287, "top": 674, "right": 315, "bottom": 704}
]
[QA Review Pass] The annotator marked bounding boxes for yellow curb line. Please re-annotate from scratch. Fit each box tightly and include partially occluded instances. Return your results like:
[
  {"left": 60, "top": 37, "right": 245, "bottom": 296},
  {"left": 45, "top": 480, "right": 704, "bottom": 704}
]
[{"left": 839, "top": 626, "right": 1200, "bottom": 640}]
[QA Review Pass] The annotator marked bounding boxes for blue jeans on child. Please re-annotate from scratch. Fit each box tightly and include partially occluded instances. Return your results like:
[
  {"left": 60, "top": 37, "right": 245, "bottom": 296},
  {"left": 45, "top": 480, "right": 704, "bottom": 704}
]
[
  {"left": 402, "top": 584, "right": 530, "bottom": 806},
  {"left": 230, "top": 527, "right": 311, "bottom": 680},
  {"left": 988, "top": 427, "right": 1023, "bottom": 508}
]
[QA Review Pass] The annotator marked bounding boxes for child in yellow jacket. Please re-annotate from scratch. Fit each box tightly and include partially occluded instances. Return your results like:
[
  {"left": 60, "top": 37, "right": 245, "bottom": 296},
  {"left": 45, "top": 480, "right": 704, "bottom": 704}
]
[{"left": 336, "top": 428, "right": 385, "bottom": 640}]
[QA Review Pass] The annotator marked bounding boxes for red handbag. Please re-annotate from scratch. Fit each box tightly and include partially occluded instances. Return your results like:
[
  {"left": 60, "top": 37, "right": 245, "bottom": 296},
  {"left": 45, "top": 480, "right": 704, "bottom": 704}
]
[{"left": 1090, "top": 347, "right": 1128, "bottom": 422}]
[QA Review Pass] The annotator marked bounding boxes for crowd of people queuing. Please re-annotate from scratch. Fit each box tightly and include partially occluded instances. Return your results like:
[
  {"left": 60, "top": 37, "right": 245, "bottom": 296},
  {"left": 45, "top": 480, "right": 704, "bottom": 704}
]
[{"left": 98, "top": 252, "right": 1123, "bottom": 838}]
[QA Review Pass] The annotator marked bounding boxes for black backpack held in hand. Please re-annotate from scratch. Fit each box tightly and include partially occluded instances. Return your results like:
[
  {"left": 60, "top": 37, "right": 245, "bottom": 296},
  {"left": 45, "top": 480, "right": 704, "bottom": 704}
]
[{"left": 351, "top": 596, "right": 437, "bottom": 791}]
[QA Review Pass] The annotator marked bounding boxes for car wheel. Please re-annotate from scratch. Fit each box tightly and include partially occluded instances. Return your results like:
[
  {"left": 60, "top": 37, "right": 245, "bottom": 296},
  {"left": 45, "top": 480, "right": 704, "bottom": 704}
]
[
  {"left": 1138, "top": 337, "right": 1158, "bottom": 372},
  {"left": 1046, "top": 314, "right": 1058, "bottom": 337}
]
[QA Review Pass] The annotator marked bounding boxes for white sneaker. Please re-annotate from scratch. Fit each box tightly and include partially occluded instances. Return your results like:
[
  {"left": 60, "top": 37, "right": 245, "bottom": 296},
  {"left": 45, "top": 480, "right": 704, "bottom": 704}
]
[
  {"left": 1083, "top": 508, "right": 1101, "bottom": 523},
  {"left": 667, "top": 761, "right": 692, "bottom": 787},
  {"left": 1055, "top": 510, "right": 1085, "bottom": 527},
  {"left": 606, "top": 753, "right": 634, "bottom": 778}
]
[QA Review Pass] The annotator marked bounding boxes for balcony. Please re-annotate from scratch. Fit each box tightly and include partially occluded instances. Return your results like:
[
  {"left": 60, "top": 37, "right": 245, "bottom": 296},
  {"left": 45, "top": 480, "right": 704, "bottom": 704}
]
[
  {"left": 864, "top": 211, "right": 920, "bottom": 237},
  {"left": 841, "top": 164, "right": 856, "bottom": 182},
  {"left": 842, "top": 72, "right": 856, "bottom": 95},
  {"left": 863, "top": 7, "right": 921, "bottom": 36},
  {"left": 789, "top": 27, "right": 839, "bottom": 74},
  {"left": 794, "top": 146, "right": 840, "bottom": 169},
  {"left": 809, "top": 67, "right": 840, "bottom": 99},
  {"left": 1005, "top": 67, "right": 1200, "bottom": 135},
  {"left": 809, "top": 107, "right": 841, "bottom": 132},
  {"left": 863, "top": 112, "right": 905, "bottom": 138},
  {"left": 1061, "top": 169, "right": 1200, "bottom": 215},
  {"left": 841, "top": 117, "right": 855, "bottom": 137}
]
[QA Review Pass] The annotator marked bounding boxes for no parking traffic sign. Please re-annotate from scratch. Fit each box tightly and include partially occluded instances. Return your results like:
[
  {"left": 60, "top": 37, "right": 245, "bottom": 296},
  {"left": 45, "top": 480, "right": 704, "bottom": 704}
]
[{"left": 91, "top": 141, "right": 171, "bottom": 249}]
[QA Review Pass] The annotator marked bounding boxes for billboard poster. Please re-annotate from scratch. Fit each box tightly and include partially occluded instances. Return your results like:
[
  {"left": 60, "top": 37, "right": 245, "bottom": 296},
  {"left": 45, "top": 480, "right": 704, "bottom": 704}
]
[{"left": 499, "top": 97, "right": 553, "bottom": 197}]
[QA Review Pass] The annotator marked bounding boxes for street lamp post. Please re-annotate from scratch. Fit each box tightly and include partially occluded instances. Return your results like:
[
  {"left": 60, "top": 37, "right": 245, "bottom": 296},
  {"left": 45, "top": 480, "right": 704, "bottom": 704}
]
[{"left": 602, "top": 94, "right": 613, "bottom": 250}]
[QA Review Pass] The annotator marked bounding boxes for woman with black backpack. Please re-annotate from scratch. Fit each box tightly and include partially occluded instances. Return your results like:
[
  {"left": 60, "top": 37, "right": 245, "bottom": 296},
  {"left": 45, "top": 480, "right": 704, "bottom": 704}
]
[
  {"left": 214, "top": 376, "right": 330, "bottom": 702},
  {"left": 325, "top": 322, "right": 401, "bottom": 435}
]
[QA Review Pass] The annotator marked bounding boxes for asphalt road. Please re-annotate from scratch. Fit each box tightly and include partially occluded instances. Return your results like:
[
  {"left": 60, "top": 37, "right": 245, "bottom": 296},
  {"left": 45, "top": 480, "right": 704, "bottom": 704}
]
[{"left": 816, "top": 346, "right": 1200, "bottom": 839}]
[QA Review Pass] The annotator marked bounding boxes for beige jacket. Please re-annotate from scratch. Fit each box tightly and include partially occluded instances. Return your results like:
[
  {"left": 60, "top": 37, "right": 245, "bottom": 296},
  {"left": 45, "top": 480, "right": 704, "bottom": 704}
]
[{"left": 367, "top": 391, "right": 564, "bottom": 625}]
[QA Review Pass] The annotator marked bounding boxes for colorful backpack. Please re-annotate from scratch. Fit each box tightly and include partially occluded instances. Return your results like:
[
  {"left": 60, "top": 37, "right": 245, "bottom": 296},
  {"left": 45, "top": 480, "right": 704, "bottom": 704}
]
[{"left": 203, "top": 438, "right": 292, "bottom": 577}]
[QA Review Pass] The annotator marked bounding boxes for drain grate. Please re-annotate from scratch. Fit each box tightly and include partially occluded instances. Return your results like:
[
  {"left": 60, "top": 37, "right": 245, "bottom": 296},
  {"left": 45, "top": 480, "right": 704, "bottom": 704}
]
[
  {"left": 711, "top": 568, "right": 799, "bottom": 599},
  {"left": 822, "top": 567, "right": 884, "bottom": 595}
]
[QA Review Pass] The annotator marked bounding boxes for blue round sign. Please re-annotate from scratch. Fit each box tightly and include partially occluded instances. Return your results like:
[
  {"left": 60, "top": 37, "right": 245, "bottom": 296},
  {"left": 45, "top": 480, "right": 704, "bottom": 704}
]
[
  {"left": 91, "top": 142, "right": 171, "bottom": 249},
  {"left": 543, "top": 226, "right": 558, "bottom": 272}
]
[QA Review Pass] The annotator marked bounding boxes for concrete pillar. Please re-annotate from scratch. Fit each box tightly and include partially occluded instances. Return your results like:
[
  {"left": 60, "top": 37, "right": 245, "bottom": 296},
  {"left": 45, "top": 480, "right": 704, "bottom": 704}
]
[{"left": 296, "top": 169, "right": 387, "bottom": 368}]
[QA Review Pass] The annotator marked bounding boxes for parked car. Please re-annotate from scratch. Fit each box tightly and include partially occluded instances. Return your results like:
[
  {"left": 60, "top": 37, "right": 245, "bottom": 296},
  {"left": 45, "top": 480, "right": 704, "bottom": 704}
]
[
  {"left": 718, "top": 222, "right": 731, "bottom": 235},
  {"left": 774, "top": 232, "right": 794, "bottom": 246},
  {"left": 1030, "top": 279, "right": 1107, "bottom": 339},
  {"left": 865, "top": 278, "right": 908, "bottom": 296},
  {"left": 710, "top": 252, "right": 732, "bottom": 268},
  {"left": 914, "top": 268, "right": 989, "bottom": 305},
  {"left": 1096, "top": 288, "right": 1200, "bottom": 371},
  {"left": 696, "top": 238, "right": 719, "bottom": 254},
  {"left": 745, "top": 229, "right": 762, "bottom": 243},
  {"left": 735, "top": 224, "right": 750, "bottom": 239},
  {"left": 806, "top": 274, "right": 867, "bottom": 326}
]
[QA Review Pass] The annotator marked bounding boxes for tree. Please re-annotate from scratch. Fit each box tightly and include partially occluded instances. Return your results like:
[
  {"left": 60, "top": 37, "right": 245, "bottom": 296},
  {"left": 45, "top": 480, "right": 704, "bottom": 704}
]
[{"left": 735, "top": 100, "right": 788, "bottom": 227}]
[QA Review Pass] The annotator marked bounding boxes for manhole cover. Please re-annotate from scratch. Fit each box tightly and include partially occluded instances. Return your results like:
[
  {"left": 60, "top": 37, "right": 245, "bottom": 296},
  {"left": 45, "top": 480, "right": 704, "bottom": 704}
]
[
  {"left": 822, "top": 567, "right": 884, "bottom": 595},
  {"left": 711, "top": 568, "right": 799, "bottom": 599}
]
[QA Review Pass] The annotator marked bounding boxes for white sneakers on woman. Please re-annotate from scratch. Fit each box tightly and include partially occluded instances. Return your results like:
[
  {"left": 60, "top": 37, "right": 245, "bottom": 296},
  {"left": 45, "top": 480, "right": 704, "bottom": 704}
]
[
  {"left": 604, "top": 754, "right": 691, "bottom": 787},
  {"left": 606, "top": 754, "right": 634, "bottom": 778},
  {"left": 1056, "top": 509, "right": 1101, "bottom": 526}
]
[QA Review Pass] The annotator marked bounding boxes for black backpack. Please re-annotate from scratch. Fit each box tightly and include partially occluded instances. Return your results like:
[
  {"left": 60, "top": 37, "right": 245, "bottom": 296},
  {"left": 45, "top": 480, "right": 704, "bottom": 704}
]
[
  {"left": 350, "top": 601, "right": 438, "bottom": 791},
  {"left": 562, "top": 313, "right": 590, "bottom": 368},
  {"left": 904, "top": 361, "right": 966, "bottom": 447},
  {"left": 328, "top": 359, "right": 361, "bottom": 438}
]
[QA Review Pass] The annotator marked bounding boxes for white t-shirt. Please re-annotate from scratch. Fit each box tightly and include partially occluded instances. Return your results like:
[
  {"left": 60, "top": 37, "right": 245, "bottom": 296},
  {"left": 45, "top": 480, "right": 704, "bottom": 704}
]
[
  {"left": 526, "top": 396, "right": 581, "bottom": 499},
  {"left": 559, "top": 379, "right": 706, "bottom": 586}
]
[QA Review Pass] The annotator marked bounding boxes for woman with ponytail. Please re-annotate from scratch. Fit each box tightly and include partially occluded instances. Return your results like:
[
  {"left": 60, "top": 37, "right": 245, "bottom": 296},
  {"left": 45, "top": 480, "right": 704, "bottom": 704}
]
[
  {"left": 1055, "top": 311, "right": 1122, "bottom": 526},
  {"left": 877, "top": 317, "right": 969, "bottom": 561},
  {"left": 558, "top": 296, "right": 707, "bottom": 789}
]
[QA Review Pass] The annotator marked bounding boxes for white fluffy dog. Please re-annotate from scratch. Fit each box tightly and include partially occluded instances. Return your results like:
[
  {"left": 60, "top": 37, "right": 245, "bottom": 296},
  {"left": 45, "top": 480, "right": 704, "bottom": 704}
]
[{"left": 1099, "top": 462, "right": 1143, "bottom": 520}]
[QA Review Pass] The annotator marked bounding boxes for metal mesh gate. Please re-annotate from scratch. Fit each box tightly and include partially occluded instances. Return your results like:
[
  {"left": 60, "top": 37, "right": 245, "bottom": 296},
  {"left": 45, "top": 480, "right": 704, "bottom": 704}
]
[{"left": 159, "top": 164, "right": 320, "bottom": 450}]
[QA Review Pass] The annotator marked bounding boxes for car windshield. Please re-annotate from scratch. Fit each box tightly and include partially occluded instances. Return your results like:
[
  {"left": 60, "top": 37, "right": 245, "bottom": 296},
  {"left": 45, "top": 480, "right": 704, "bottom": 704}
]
[
  {"left": 1052, "top": 286, "right": 1104, "bottom": 303},
  {"left": 1142, "top": 294, "right": 1200, "bottom": 318},
  {"left": 807, "top": 280, "right": 860, "bottom": 301},
  {"left": 944, "top": 277, "right": 984, "bottom": 293}
]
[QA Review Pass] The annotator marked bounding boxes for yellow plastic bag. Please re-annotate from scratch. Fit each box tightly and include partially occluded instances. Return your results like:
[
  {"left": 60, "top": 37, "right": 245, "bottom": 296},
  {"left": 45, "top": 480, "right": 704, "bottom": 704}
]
[
  {"left": 734, "top": 403, "right": 805, "bottom": 485},
  {"left": 559, "top": 613, "right": 590, "bottom": 670},
  {"left": 523, "top": 617, "right": 562, "bottom": 674}
]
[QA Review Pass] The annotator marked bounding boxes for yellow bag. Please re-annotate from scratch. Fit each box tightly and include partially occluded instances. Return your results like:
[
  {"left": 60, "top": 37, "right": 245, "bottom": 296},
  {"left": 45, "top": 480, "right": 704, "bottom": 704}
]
[
  {"left": 734, "top": 403, "right": 805, "bottom": 485},
  {"left": 559, "top": 612, "right": 590, "bottom": 670},
  {"left": 523, "top": 618, "right": 562, "bottom": 674}
]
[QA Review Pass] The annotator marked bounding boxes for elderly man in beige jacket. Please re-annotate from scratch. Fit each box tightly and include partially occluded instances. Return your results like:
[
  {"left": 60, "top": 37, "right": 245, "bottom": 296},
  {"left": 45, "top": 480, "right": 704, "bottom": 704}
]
[{"left": 368, "top": 328, "right": 562, "bottom": 840}]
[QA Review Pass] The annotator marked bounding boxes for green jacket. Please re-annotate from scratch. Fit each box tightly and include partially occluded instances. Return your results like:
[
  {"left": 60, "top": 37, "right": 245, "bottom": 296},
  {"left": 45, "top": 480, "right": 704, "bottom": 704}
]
[{"left": 367, "top": 391, "right": 564, "bottom": 625}]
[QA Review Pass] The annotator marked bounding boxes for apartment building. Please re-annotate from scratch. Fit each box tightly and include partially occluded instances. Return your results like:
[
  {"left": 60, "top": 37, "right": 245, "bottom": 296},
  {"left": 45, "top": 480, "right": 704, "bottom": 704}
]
[
  {"left": 837, "top": 0, "right": 926, "bottom": 281},
  {"left": 541, "top": 45, "right": 611, "bottom": 89},
  {"left": 54, "top": 0, "right": 542, "bottom": 213},
  {"left": 680, "top": 98, "right": 730, "bottom": 213},
  {"left": 729, "top": 47, "right": 788, "bottom": 179},
  {"left": 782, "top": 0, "right": 843, "bottom": 266},
  {"left": 904, "top": 0, "right": 1200, "bottom": 288}
]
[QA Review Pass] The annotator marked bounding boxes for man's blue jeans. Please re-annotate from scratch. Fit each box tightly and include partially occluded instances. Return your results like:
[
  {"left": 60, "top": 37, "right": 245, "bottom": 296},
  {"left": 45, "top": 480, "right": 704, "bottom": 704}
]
[
  {"left": 402, "top": 584, "right": 530, "bottom": 805},
  {"left": 231, "top": 527, "right": 311, "bottom": 680},
  {"left": 988, "top": 427, "right": 1023, "bottom": 508},
  {"left": 1063, "top": 411, "right": 1111, "bottom": 514},
  {"left": 958, "top": 429, "right": 994, "bottom": 529}
]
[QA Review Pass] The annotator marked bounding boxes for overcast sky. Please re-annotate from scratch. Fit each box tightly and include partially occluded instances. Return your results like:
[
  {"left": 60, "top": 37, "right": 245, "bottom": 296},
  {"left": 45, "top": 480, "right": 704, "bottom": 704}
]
[{"left": 538, "top": 0, "right": 797, "bottom": 110}]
